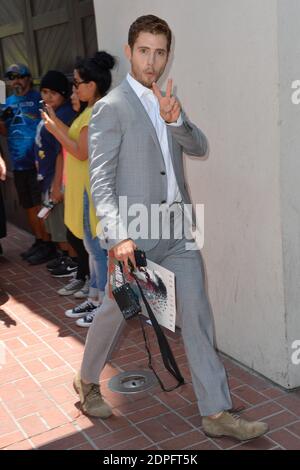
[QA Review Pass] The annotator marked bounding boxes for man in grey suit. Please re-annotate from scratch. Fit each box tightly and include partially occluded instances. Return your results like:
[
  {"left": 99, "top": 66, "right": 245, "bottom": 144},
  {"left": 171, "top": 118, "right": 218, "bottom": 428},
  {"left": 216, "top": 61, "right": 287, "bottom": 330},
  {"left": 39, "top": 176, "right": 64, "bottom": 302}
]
[{"left": 74, "top": 15, "right": 268, "bottom": 441}]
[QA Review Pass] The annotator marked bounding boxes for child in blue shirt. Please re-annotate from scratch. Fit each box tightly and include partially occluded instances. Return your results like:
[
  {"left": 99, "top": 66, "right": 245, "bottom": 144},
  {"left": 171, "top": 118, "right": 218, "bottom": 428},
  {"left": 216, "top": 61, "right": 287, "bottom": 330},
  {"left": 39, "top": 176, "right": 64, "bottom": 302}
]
[{"left": 32, "top": 70, "right": 77, "bottom": 269}]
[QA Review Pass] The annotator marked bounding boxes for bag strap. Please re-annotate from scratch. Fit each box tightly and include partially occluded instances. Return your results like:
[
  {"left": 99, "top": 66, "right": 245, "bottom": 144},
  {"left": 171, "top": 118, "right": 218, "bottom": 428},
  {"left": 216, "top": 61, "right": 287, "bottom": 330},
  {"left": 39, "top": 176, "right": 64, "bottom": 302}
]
[{"left": 132, "top": 272, "right": 185, "bottom": 391}]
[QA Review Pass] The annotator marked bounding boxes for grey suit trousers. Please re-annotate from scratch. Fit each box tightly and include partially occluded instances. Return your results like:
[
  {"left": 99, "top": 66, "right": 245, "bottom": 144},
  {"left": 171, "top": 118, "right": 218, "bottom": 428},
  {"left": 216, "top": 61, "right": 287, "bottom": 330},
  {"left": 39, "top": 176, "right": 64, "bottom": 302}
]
[{"left": 80, "top": 203, "right": 232, "bottom": 416}]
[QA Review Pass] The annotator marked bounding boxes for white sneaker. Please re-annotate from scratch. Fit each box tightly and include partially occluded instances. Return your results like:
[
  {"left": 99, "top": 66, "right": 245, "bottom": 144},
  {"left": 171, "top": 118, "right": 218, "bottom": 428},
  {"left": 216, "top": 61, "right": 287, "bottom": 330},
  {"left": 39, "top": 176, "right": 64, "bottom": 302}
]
[
  {"left": 65, "top": 300, "right": 98, "bottom": 318},
  {"left": 74, "top": 276, "right": 90, "bottom": 299},
  {"left": 76, "top": 311, "right": 96, "bottom": 327},
  {"left": 57, "top": 278, "right": 85, "bottom": 296}
]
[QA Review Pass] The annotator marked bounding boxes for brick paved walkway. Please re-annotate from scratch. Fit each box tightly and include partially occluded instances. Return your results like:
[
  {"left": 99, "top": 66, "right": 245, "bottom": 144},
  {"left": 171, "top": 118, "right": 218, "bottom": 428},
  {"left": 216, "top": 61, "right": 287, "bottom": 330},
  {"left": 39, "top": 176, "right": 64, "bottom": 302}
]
[{"left": 0, "top": 224, "right": 299, "bottom": 450}]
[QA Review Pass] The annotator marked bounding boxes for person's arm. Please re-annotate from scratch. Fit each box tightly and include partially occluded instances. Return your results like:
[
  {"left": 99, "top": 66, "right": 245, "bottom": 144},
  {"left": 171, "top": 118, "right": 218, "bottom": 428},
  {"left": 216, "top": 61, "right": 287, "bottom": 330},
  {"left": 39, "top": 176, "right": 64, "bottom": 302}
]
[
  {"left": 41, "top": 109, "right": 88, "bottom": 161},
  {"left": 46, "top": 105, "right": 72, "bottom": 134},
  {"left": 0, "top": 154, "right": 6, "bottom": 180},
  {"left": 153, "top": 79, "right": 208, "bottom": 157},
  {"left": 89, "top": 100, "right": 136, "bottom": 269},
  {"left": 167, "top": 109, "right": 208, "bottom": 157},
  {"left": 50, "top": 152, "right": 64, "bottom": 203}
]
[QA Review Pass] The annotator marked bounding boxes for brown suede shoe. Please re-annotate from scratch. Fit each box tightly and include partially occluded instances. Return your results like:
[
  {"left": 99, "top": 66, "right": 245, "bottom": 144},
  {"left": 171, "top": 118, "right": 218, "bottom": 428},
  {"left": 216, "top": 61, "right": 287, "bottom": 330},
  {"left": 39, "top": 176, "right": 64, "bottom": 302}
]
[
  {"left": 73, "top": 372, "right": 112, "bottom": 418},
  {"left": 202, "top": 411, "right": 269, "bottom": 441}
]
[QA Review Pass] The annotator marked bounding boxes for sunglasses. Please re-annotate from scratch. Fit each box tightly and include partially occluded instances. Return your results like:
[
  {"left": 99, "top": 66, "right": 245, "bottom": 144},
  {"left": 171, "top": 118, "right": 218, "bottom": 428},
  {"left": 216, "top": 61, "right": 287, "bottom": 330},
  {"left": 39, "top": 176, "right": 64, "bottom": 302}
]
[
  {"left": 6, "top": 73, "right": 28, "bottom": 80},
  {"left": 72, "top": 79, "right": 89, "bottom": 89}
]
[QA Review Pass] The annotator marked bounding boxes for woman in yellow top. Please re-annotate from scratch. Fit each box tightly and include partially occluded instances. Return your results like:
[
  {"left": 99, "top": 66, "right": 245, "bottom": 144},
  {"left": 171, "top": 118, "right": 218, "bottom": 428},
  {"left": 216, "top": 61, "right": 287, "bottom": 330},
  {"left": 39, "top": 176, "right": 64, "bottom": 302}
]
[{"left": 42, "top": 51, "right": 115, "bottom": 327}]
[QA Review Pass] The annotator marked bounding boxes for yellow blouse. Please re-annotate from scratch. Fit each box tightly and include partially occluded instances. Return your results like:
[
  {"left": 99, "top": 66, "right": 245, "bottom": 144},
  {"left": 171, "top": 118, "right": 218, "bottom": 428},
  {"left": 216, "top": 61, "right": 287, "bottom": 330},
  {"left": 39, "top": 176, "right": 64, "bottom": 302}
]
[{"left": 64, "top": 107, "right": 99, "bottom": 239}]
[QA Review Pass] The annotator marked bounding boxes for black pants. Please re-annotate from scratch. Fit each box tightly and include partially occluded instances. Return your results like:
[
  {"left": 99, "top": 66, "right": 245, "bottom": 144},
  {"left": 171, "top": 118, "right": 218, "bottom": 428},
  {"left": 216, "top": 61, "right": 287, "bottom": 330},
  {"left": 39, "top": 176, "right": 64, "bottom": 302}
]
[
  {"left": 66, "top": 228, "right": 89, "bottom": 280},
  {"left": 13, "top": 169, "right": 41, "bottom": 209},
  {"left": 0, "top": 185, "right": 6, "bottom": 239}
]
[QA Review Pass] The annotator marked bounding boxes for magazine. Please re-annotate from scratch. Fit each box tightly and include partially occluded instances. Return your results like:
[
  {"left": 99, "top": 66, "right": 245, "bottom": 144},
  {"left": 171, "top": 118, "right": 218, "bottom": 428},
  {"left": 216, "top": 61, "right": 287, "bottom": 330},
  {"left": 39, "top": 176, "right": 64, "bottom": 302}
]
[{"left": 109, "top": 254, "right": 176, "bottom": 332}]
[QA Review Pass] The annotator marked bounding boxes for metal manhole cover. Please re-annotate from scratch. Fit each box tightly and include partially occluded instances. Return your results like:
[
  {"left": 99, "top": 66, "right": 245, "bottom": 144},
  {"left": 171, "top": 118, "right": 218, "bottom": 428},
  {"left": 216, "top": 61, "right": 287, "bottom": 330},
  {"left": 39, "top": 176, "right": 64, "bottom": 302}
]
[{"left": 108, "top": 370, "right": 157, "bottom": 394}]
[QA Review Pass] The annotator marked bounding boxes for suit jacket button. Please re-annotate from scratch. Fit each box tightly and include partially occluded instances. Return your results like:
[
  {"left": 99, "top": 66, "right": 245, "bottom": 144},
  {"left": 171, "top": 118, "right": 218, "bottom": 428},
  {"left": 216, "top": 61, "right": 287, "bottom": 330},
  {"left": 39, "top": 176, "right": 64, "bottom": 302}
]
[
  {"left": 161, "top": 200, "right": 166, "bottom": 204},
  {"left": 160, "top": 171, "right": 166, "bottom": 175}
]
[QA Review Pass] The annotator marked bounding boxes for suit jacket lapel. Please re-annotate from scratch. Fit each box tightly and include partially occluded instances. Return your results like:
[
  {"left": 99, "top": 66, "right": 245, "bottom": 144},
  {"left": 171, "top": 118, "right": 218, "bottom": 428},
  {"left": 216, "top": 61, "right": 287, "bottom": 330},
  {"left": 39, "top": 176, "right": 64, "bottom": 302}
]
[{"left": 120, "top": 79, "right": 166, "bottom": 166}]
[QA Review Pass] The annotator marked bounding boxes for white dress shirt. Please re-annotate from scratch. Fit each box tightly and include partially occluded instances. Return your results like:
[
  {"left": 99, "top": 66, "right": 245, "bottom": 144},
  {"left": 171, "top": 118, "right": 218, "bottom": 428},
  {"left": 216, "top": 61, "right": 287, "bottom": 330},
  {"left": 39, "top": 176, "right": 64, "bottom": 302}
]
[{"left": 127, "top": 73, "right": 182, "bottom": 205}]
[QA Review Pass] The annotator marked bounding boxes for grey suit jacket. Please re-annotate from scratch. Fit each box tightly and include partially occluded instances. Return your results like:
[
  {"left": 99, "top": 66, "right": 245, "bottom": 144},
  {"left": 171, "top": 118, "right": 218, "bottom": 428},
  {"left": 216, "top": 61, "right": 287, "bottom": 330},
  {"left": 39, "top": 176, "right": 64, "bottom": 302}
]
[{"left": 88, "top": 78, "right": 208, "bottom": 251}]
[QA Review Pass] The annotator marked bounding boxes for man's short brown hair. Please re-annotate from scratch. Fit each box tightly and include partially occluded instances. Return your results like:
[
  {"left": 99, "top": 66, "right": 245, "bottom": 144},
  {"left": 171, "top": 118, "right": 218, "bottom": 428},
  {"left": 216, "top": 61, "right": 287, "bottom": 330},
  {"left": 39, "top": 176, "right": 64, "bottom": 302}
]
[{"left": 128, "top": 15, "right": 172, "bottom": 53}]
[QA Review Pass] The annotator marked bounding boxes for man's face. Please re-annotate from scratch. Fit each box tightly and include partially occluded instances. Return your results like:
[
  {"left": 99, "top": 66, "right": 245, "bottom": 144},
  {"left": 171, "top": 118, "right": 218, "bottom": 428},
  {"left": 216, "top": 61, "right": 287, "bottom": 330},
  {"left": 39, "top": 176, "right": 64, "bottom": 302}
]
[
  {"left": 125, "top": 32, "right": 169, "bottom": 88},
  {"left": 8, "top": 75, "right": 31, "bottom": 96}
]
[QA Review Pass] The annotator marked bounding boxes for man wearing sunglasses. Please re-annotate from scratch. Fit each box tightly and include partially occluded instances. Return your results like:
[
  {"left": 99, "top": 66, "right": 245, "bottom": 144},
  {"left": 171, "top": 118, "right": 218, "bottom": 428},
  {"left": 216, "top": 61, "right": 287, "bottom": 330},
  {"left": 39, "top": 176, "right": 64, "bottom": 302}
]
[{"left": 0, "top": 64, "right": 49, "bottom": 260}]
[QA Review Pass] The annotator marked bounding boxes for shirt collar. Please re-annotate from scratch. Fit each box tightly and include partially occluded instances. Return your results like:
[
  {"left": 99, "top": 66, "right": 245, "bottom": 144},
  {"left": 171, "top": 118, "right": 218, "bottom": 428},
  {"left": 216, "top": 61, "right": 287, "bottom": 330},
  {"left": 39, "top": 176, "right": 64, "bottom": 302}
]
[{"left": 126, "top": 73, "right": 153, "bottom": 99}]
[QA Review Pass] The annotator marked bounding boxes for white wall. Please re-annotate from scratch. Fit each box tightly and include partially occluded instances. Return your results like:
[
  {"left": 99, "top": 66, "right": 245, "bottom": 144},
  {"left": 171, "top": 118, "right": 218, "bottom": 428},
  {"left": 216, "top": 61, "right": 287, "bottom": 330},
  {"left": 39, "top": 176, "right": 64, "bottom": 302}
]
[
  {"left": 0, "top": 81, "right": 5, "bottom": 103},
  {"left": 277, "top": 0, "right": 300, "bottom": 388},
  {"left": 93, "top": 0, "right": 300, "bottom": 388}
]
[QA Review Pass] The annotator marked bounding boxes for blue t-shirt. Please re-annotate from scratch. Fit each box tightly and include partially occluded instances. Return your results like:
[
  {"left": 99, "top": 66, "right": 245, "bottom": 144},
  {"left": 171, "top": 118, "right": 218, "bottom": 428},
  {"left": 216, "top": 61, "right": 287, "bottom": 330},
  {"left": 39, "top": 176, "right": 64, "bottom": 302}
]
[
  {"left": 5, "top": 90, "right": 41, "bottom": 171},
  {"left": 35, "top": 101, "right": 76, "bottom": 192}
]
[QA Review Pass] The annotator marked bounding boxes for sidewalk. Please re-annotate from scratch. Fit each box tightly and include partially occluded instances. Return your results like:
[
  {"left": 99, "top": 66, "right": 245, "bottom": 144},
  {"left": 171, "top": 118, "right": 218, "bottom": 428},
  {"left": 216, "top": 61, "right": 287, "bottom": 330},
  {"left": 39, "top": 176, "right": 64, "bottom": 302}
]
[{"left": 0, "top": 224, "right": 300, "bottom": 451}]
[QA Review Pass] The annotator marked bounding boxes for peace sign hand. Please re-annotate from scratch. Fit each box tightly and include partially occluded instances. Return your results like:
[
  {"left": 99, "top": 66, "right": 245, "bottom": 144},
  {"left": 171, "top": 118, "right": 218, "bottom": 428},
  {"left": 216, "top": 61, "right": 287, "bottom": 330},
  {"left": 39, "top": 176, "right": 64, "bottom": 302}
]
[{"left": 152, "top": 79, "right": 181, "bottom": 124}]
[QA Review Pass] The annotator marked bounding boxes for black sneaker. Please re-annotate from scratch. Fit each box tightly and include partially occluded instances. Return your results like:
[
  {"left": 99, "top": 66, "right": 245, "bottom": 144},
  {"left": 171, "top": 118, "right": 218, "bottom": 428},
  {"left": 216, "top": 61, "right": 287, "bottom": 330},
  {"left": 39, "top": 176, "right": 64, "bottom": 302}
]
[
  {"left": 65, "top": 300, "right": 98, "bottom": 318},
  {"left": 46, "top": 254, "right": 64, "bottom": 271},
  {"left": 21, "top": 240, "right": 42, "bottom": 259},
  {"left": 27, "top": 243, "right": 58, "bottom": 265},
  {"left": 51, "top": 258, "right": 78, "bottom": 277}
]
